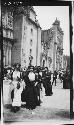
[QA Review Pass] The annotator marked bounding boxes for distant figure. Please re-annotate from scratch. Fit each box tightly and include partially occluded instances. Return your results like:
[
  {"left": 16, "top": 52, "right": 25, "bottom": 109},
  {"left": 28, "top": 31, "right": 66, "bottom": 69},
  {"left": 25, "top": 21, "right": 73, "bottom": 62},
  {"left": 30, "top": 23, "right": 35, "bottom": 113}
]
[
  {"left": 35, "top": 67, "right": 42, "bottom": 105},
  {"left": 52, "top": 70, "right": 57, "bottom": 86},
  {"left": 42, "top": 67, "right": 53, "bottom": 96},
  {"left": 59, "top": 72, "right": 63, "bottom": 83}
]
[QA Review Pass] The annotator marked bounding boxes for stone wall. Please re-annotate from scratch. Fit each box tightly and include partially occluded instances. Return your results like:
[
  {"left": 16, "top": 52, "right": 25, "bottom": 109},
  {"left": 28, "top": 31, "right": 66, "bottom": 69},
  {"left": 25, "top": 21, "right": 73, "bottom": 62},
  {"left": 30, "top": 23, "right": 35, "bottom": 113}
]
[
  {"left": 37, "top": 27, "right": 41, "bottom": 66},
  {"left": 11, "top": 7, "right": 41, "bottom": 68},
  {"left": 3, "top": 80, "right": 12, "bottom": 105},
  {"left": 21, "top": 16, "right": 41, "bottom": 68},
  {"left": 11, "top": 14, "right": 23, "bottom": 65}
]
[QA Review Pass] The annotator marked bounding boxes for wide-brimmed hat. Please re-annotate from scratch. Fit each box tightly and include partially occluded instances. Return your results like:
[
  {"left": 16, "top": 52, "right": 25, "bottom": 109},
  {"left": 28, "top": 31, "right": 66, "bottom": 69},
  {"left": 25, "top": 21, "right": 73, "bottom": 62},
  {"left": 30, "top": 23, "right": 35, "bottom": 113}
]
[{"left": 28, "top": 66, "right": 34, "bottom": 71}]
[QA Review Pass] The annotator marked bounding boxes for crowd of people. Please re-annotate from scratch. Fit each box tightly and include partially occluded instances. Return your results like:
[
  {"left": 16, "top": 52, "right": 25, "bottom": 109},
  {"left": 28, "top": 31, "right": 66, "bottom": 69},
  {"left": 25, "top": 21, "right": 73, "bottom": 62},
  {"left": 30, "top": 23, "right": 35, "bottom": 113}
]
[
  {"left": 3, "top": 63, "right": 70, "bottom": 113},
  {"left": 3, "top": 64, "right": 53, "bottom": 112}
]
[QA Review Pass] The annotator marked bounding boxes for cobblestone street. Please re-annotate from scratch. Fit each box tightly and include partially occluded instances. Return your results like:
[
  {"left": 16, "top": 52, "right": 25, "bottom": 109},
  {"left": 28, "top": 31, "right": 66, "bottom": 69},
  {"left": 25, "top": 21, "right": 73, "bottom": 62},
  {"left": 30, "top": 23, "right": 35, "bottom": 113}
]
[{"left": 3, "top": 79, "right": 71, "bottom": 124}]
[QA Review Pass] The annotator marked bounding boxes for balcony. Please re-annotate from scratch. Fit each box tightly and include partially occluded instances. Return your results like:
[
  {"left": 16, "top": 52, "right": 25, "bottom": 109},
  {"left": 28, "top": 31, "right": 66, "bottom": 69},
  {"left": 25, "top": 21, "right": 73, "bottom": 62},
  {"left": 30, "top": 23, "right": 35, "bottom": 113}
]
[{"left": 48, "top": 57, "right": 52, "bottom": 64}]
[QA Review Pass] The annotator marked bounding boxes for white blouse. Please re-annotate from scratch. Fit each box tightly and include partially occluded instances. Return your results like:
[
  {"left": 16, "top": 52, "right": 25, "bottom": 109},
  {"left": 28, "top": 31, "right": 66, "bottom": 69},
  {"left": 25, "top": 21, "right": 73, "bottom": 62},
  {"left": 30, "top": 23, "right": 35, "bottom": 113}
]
[
  {"left": 13, "top": 71, "right": 20, "bottom": 81},
  {"left": 28, "top": 72, "right": 35, "bottom": 81}
]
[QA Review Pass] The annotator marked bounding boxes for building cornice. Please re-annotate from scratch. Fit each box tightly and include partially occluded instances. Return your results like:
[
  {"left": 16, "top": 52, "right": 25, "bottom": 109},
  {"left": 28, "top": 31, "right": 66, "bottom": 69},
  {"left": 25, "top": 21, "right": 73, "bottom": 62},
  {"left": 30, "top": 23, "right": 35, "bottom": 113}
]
[
  {"left": 13, "top": 6, "right": 41, "bottom": 29},
  {"left": 3, "top": 36, "right": 17, "bottom": 44},
  {"left": 29, "top": 6, "right": 36, "bottom": 15},
  {"left": 27, "top": 17, "right": 41, "bottom": 29}
]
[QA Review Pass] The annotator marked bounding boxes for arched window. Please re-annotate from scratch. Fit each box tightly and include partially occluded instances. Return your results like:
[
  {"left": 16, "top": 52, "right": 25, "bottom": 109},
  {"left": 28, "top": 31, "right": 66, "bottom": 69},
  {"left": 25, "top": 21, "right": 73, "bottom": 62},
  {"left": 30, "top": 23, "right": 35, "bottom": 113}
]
[
  {"left": 30, "top": 39, "right": 33, "bottom": 46},
  {"left": 30, "top": 49, "right": 32, "bottom": 54},
  {"left": 31, "top": 28, "right": 33, "bottom": 34}
]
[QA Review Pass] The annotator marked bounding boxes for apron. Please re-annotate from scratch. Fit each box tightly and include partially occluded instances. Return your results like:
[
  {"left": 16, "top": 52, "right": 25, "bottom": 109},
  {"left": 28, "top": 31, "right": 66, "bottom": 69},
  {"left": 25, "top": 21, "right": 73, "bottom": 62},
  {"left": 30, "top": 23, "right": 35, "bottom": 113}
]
[{"left": 11, "top": 71, "right": 23, "bottom": 107}]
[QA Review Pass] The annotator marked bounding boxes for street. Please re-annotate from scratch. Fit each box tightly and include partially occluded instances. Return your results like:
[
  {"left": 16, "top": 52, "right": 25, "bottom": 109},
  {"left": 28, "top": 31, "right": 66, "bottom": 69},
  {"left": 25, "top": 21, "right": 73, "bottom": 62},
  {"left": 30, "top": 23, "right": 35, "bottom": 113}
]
[{"left": 3, "top": 79, "right": 71, "bottom": 123}]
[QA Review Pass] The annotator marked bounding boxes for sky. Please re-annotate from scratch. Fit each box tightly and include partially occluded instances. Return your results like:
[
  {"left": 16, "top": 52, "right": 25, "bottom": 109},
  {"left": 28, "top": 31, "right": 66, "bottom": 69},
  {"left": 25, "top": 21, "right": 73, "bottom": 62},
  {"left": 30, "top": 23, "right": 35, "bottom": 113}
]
[{"left": 33, "top": 6, "right": 70, "bottom": 56}]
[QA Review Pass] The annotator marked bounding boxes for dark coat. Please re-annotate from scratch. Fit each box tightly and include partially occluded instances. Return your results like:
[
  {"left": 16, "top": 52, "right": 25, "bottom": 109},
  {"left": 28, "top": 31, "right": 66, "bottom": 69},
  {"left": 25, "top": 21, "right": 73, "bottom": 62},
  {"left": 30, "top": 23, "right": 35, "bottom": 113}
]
[{"left": 53, "top": 71, "right": 57, "bottom": 79}]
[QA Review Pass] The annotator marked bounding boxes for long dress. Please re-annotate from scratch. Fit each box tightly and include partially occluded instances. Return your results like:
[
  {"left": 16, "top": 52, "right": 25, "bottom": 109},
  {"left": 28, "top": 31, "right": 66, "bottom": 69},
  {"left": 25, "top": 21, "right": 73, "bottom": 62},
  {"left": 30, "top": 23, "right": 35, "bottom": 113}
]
[
  {"left": 12, "top": 85, "right": 23, "bottom": 107},
  {"left": 25, "top": 71, "right": 39, "bottom": 109},
  {"left": 11, "top": 71, "right": 23, "bottom": 107}
]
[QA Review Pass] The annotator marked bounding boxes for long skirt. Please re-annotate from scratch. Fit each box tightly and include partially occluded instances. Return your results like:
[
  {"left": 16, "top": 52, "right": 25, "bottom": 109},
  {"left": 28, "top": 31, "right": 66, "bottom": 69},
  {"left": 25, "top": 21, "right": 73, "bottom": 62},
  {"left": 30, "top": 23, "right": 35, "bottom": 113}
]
[
  {"left": 43, "top": 79, "right": 52, "bottom": 96},
  {"left": 12, "top": 86, "right": 23, "bottom": 107},
  {"left": 24, "top": 86, "right": 39, "bottom": 109},
  {"left": 46, "top": 84, "right": 52, "bottom": 96},
  {"left": 21, "top": 88, "right": 27, "bottom": 102}
]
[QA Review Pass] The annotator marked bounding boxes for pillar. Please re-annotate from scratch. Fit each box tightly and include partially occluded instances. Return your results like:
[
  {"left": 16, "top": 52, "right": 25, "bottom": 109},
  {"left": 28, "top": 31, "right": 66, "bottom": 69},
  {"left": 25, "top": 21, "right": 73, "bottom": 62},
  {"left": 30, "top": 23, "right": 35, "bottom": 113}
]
[
  {"left": 53, "top": 43, "right": 57, "bottom": 71},
  {"left": 6, "top": 46, "right": 8, "bottom": 66},
  {"left": 9, "top": 47, "right": 11, "bottom": 66},
  {"left": 3, "top": 45, "right": 6, "bottom": 66}
]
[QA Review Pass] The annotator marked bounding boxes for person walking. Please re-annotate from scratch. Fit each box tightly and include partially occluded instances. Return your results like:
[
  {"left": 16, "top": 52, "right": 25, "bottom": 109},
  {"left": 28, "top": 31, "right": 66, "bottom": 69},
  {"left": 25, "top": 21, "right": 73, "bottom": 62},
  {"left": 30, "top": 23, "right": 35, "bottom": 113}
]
[
  {"left": 44, "top": 68, "right": 53, "bottom": 96},
  {"left": 59, "top": 72, "right": 63, "bottom": 83},
  {"left": 52, "top": 70, "right": 57, "bottom": 86},
  {"left": 35, "top": 67, "right": 42, "bottom": 105}
]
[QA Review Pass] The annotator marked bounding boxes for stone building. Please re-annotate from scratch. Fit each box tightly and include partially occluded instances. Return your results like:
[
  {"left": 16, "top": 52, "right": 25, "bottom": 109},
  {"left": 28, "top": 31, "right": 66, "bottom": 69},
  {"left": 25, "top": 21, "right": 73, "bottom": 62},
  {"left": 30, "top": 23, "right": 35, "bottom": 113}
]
[
  {"left": 63, "top": 55, "right": 70, "bottom": 71},
  {"left": 2, "top": 6, "right": 15, "bottom": 67},
  {"left": 63, "top": 55, "right": 67, "bottom": 71},
  {"left": 41, "top": 18, "right": 64, "bottom": 72},
  {"left": 2, "top": 6, "right": 41, "bottom": 68},
  {"left": 41, "top": 28, "right": 53, "bottom": 71},
  {"left": 12, "top": 6, "right": 41, "bottom": 68}
]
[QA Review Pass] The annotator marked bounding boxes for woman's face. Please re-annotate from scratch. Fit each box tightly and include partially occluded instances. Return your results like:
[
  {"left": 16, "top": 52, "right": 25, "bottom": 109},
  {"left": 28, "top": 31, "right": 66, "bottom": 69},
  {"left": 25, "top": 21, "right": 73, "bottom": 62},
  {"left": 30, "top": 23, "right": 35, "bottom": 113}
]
[
  {"left": 15, "top": 67, "right": 19, "bottom": 71},
  {"left": 16, "top": 65, "right": 19, "bottom": 68}
]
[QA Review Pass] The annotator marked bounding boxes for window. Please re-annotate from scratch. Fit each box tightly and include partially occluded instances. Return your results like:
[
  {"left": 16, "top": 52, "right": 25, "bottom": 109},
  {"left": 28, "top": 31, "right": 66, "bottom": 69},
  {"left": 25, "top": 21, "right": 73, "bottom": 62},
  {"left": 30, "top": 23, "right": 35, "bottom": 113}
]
[
  {"left": 31, "top": 28, "right": 33, "bottom": 34},
  {"left": 30, "top": 49, "right": 32, "bottom": 54},
  {"left": 8, "top": 19, "right": 12, "bottom": 27},
  {"left": 30, "top": 39, "right": 33, "bottom": 46},
  {"left": 2, "top": 15, "right": 5, "bottom": 27},
  {"left": 10, "top": 31, "right": 11, "bottom": 37},
  {"left": 6, "top": 31, "right": 8, "bottom": 37},
  {"left": 24, "top": 26, "right": 25, "bottom": 30},
  {"left": 8, "top": 14, "right": 13, "bottom": 28}
]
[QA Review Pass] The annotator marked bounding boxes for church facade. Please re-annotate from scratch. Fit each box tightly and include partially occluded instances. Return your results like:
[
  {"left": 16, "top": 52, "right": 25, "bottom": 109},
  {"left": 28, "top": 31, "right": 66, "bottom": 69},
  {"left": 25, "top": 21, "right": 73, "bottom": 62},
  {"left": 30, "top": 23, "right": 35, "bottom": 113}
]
[
  {"left": 2, "top": 5, "right": 64, "bottom": 72},
  {"left": 2, "top": 6, "right": 41, "bottom": 68},
  {"left": 11, "top": 6, "right": 41, "bottom": 68},
  {"left": 2, "top": 6, "right": 15, "bottom": 67},
  {"left": 41, "top": 18, "right": 64, "bottom": 72}
]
